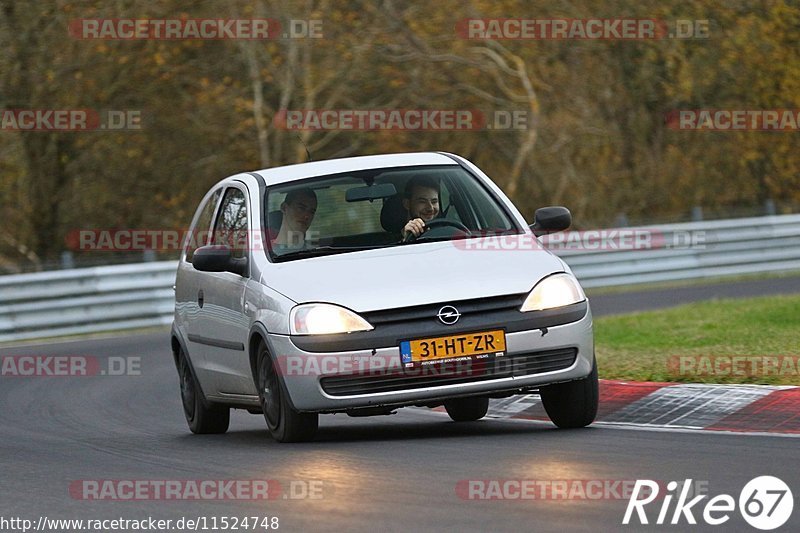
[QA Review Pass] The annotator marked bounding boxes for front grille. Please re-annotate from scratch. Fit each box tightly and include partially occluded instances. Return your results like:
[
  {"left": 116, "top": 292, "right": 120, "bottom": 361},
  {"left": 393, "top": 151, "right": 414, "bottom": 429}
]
[
  {"left": 362, "top": 293, "right": 526, "bottom": 326},
  {"left": 320, "top": 348, "right": 577, "bottom": 396}
]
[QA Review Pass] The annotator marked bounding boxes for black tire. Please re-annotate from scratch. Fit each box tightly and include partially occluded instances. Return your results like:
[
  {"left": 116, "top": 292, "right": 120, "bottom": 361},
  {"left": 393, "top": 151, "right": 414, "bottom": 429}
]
[
  {"left": 256, "top": 343, "right": 318, "bottom": 442},
  {"left": 178, "top": 347, "right": 230, "bottom": 434},
  {"left": 539, "top": 357, "right": 599, "bottom": 428},
  {"left": 444, "top": 396, "right": 489, "bottom": 422}
]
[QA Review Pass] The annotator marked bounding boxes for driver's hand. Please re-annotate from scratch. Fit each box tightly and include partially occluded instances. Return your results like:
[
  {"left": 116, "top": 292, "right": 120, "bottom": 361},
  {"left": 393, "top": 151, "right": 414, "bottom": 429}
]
[{"left": 403, "top": 218, "right": 426, "bottom": 238}]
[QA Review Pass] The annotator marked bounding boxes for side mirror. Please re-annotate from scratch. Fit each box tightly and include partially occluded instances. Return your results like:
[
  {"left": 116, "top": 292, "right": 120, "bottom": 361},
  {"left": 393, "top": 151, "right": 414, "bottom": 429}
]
[
  {"left": 531, "top": 206, "right": 571, "bottom": 236},
  {"left": 191, "top": 245, "right": 247, "bottom": 276}
]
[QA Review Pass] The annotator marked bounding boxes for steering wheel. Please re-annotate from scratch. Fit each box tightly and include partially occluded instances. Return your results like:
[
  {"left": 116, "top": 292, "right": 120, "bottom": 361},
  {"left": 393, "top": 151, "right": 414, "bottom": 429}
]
[{"left": 404, "top": 218, "right": 471, "bottom": 242}]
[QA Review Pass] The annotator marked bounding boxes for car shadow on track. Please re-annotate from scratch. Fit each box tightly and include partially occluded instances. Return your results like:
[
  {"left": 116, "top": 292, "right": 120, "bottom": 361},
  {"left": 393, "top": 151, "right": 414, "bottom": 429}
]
[
  {"left": 312, "top": 420, "right": 587, "bottom": 444},
  {"left": 173, "top": 415, "right": 599, "bottom": 447}
]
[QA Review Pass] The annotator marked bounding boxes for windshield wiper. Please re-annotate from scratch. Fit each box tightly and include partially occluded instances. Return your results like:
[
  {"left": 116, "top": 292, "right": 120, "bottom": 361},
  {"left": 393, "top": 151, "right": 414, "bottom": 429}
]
[
  {"left": 272, "top": 245, "right": 392, "bottom": 261},
  {"left": 408, "top": 234, "right": 474, "bottom": 244},
  {"left": 404, "top": 229, "right": 523, "bottom": 245}
]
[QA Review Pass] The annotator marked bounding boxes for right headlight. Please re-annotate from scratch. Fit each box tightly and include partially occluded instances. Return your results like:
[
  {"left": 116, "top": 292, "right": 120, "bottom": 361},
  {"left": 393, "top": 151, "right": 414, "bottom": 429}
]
[
  {"left": 520, "top": 273, "right": 586, "bottom": 312},
  {"left": 290, "top": 303, "right": 374, "bottom": 335}
]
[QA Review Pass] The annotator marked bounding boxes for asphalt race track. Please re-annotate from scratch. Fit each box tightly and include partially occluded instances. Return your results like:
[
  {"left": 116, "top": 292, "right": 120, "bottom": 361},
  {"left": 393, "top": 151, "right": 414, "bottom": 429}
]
[
  {"left": 587, "top": 273, "right": 800, "bottom": 316},
  {"left": 2, "top": 278, "right": 799, "bottom": 532}
]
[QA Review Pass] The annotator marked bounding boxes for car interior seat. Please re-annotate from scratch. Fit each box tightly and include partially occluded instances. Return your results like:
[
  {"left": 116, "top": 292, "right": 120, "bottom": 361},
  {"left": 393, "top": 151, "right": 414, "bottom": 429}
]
[
  {"left": 267, "top": 210, "right": 283, "bottom": 240},
  {"left": 380, "top": 195, "right": 408, "bottom": 234}
]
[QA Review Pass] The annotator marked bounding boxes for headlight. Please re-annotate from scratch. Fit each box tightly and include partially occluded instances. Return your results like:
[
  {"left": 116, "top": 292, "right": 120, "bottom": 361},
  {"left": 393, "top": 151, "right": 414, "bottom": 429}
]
[
  {"left": 520, "top": 273, "right": 586, "bottom": 312},
  {"left": 290, "top": 303, "right": 374, "bottom": 335}
]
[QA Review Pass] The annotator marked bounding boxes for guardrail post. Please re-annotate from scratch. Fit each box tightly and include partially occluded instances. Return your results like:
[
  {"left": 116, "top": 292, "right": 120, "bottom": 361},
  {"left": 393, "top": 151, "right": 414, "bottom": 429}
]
[
  {"left": 60, "top": 251, "right": 74, "bottom": 270},
  {"left": 691, "top": 206, "right": 704, "bottom": 221}
]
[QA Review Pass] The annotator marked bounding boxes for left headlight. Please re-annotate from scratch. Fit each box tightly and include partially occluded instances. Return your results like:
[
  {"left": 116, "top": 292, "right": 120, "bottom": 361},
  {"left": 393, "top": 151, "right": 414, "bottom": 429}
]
[
  {"left": 520, "top": 273, "right": 586, "bottom": 312},
  {"left": 290, "top": 303, "right": 374, "bottom": 335}
]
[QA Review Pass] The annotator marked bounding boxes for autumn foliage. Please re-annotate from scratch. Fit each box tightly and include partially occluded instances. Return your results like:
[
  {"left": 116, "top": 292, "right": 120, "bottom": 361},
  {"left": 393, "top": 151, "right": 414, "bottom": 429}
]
[{"left": 0, "top": 0, "right": 798, "bottom": 270}]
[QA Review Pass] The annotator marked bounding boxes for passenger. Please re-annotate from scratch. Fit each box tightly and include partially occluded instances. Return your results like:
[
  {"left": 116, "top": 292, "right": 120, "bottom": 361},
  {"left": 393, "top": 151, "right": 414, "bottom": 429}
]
[
  {"left": 402, "top": 176, "right": 440, "bottom": 239},
  {"left": 272, "top": 188, "right": 317, "bottom": 250}
]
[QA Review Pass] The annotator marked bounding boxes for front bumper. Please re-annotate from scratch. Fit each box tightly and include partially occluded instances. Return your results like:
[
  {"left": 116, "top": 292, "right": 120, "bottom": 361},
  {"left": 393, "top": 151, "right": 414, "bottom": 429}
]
[{"left": 266, "top": 303, "right": 594, "bottom": 413}]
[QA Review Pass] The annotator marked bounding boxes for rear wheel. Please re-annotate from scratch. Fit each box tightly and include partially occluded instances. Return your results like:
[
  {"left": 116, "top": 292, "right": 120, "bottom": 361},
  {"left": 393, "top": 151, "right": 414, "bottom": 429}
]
[
  {"left": 256, "top": 343, "right": 318, "bottom": 442},
  {"left": 444, "top": 396, "right": 489, "bottom": 422},
  {"left": 539, "top": 357, "right": 598, "bottom": 428},
  {"left": 178, "top": 347, "right": 230, "bottom": 434}
]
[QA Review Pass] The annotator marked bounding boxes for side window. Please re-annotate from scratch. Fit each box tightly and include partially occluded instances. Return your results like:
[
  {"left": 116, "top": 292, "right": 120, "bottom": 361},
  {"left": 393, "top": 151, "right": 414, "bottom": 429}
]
[
  {"left": 213, "top": 187, "right": 249, "bottom": 259},
  {"left": 185, "top": 188, "right": 221, "bottom": 262}
]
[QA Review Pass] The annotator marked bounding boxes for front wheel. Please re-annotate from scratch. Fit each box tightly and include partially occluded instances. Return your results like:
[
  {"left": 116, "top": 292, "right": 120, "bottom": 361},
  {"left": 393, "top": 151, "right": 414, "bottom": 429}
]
[
  {"left": 444, "top": 396, "right": 489, "bottom": 422},
  {"left": 178, "top": 348, "right": 230, "bottom": 434},
  {"left": 256, "top": 343, "right": 318, "bottom": 442},
  {"left": 539, "top": 357, "right": 599, "bottom": 428}
]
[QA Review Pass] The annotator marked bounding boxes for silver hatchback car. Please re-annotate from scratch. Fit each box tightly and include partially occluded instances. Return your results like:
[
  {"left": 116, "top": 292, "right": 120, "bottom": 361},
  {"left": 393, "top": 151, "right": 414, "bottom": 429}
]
[{"left": 171, "top": 152, "right": 597, "bottom": 442}]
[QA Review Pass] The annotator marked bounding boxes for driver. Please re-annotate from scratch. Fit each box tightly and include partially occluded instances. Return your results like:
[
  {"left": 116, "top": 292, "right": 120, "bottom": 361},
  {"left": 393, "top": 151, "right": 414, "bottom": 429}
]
[{"left": 402, "top": 175, "right": 440, "bottom": 239}]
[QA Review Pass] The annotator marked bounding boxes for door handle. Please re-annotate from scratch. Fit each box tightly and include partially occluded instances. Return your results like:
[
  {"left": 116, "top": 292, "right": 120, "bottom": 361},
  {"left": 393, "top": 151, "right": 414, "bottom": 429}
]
[{"left": 198, "top": 289, "right": 204, "bottom": 308}]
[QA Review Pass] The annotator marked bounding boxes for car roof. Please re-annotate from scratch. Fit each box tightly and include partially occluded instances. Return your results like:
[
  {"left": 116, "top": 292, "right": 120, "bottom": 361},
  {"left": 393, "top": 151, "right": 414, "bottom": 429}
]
[{"left": 251, "top": 152, "right": 458, "bottom": 186}]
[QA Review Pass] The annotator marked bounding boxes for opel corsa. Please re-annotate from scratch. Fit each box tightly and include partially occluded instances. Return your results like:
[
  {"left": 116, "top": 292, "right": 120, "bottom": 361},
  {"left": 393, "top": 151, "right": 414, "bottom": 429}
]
[{"left": 171, "top": 152, "right": 597, "bottom": 442}]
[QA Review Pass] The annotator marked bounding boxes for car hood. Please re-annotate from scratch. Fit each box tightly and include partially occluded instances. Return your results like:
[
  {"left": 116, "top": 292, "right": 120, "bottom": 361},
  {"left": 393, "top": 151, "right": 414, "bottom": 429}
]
[{"left": 264, "top": 239, "right": 566, "bottom": 313}]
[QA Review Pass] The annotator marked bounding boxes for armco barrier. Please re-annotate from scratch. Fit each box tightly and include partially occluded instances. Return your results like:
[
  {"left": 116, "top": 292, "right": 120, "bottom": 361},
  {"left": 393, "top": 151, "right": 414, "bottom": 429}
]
[
  {"left": 0, "top": 262, "right": 176, "bottom": 343},
  {"left": 1, "top": 214, "right": 799, "bottom": 343},
  {"left": 562, "top": 214, "right": 800, "bottom": 287}
]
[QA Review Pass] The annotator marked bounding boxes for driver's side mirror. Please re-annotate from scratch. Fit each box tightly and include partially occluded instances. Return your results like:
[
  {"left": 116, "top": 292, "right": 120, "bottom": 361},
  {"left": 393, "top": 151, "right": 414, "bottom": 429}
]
[
  {"left": 531, "top": 206, "right": 571, "bottom": 236},
  {"left": 191, "top": 245, "right": 247, "bottom": 276}
]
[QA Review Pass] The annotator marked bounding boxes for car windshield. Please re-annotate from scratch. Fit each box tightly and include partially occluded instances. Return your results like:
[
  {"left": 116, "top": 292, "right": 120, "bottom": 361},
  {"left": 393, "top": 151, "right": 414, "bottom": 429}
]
[{"left": 264, "top": 165, "right": 520, "bottom": 262}]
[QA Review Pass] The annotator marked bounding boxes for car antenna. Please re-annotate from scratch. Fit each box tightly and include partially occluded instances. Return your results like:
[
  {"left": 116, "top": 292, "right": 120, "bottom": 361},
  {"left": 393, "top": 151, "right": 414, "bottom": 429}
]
[{"left": 296, "top": 134, "right": 313, "bottom": 162}]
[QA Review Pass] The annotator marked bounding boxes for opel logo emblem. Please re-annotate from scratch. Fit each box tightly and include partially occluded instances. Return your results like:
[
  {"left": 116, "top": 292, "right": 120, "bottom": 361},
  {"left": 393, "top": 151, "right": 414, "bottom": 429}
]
[{"left": 437, "top": 305, "right": 461, "bottom": 325}]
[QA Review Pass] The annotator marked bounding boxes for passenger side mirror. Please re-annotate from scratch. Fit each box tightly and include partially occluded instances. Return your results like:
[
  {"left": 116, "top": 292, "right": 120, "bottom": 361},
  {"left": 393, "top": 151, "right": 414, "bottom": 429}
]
[
  {"left": 531, "top": 206, "right": 571, "bottom": 236},
  {"left": 191, "top": 245, "right": 247, "bottom": 276}
]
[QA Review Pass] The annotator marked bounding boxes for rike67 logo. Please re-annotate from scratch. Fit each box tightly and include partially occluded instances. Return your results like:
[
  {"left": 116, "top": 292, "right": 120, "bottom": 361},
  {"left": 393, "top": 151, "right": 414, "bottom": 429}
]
[{"left": 624, "top": 476, "right": 793, "bottom": 530}]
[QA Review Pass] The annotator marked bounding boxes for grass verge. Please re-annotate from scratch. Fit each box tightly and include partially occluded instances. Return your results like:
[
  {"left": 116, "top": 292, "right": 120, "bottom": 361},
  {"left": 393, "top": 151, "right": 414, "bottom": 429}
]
[{"left": 595, "top": 294, "right": 800, "bottom": 385}]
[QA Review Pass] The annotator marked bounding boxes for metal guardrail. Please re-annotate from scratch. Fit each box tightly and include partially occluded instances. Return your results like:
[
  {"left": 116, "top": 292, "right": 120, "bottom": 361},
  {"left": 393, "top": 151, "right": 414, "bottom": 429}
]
[
  {"left": 563, "top": 214, "right": 800, "bottom": 288},
  {"left": 1, "top": 214, "right": 799, "bottom": 343},
  {"left": 0, "top": 262, "right": 176, "bottom": 343}
]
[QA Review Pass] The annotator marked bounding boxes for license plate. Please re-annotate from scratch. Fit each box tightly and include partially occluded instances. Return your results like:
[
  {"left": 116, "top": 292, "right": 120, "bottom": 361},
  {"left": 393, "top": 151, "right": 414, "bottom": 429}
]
[{"left": 400, "top": 329, "right": 506, "bottom": 366}]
